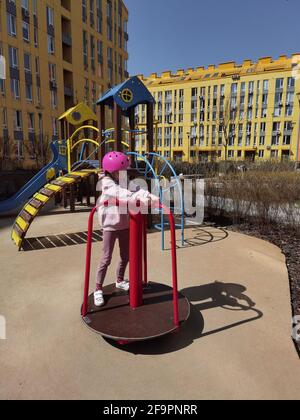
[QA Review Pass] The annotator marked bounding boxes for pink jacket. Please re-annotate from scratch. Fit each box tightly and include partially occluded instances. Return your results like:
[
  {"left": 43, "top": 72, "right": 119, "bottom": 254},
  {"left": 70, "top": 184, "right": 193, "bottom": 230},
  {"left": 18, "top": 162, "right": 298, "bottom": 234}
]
[{"left": 97, "top": 174, "right": 152, "bottom": 232}]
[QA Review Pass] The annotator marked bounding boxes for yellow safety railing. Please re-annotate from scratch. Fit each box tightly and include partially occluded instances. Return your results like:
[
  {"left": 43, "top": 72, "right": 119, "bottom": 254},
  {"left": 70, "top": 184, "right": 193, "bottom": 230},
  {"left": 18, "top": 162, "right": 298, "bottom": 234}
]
[{"left": 67, "top": 125, "right": 100, "bottom": 172}]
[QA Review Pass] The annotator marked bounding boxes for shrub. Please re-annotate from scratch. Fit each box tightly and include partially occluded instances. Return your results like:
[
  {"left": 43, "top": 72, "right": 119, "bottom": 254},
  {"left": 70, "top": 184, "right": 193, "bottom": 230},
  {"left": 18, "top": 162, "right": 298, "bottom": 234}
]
[{"left": 205, "top": 171, "right": 300, "bottom": 231}]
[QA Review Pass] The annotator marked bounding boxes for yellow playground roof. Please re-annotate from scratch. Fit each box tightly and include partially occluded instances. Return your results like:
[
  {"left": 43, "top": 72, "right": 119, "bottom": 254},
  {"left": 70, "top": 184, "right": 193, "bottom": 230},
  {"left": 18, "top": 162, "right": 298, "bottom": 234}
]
[{"left": 59, "top": 102, "right": 97, "bottom": 126}]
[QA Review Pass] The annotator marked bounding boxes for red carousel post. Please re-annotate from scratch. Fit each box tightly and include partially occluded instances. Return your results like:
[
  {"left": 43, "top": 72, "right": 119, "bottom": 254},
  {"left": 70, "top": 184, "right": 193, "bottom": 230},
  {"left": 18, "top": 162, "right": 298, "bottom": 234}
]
[
  {"left": 142, "top": 215, "right": 148, "bottom": 285},
  {"left": 82, "top": 206, "right": 98, "bottom": 318},
  {"left": 129, "top": 205, "right": 143, "bottom": 309}
]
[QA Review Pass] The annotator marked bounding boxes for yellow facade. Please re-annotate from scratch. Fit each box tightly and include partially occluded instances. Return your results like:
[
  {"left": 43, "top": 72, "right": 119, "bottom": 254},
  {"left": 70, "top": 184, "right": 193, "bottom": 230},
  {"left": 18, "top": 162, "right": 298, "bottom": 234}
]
[
  {"left": 137, "top": 55, "right": 300, "bottom": 163},
  {"left": 0, "top": 0, "right": 128, "bottom": 169}
]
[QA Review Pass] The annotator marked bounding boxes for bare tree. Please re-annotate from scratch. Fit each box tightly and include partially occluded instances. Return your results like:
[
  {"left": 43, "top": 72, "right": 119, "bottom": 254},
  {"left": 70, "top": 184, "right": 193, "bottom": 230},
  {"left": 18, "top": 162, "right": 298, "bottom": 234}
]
[
  {"left": 23, "top": 135, "right": 52, "bottom": 170},
  {"left": 0, "top": 136, "right": 17, "bottom": 171},
  {"left": 218, "top": 99, "right": 232, "bottom": 162}
]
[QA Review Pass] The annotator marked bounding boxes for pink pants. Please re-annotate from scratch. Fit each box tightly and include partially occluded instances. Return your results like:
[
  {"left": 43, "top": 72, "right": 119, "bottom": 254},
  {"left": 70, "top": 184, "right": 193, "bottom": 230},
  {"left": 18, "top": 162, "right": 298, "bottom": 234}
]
[{"left": 96, "top": 229, "right": 129, "bottom": 288}]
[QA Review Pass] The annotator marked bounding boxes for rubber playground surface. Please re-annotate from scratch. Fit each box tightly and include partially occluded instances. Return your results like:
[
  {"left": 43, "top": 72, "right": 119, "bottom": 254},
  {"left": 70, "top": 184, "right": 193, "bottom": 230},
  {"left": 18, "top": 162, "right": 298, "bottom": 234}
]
[{"left": 0, "top": 210, "right": 300, "bottom": 400}]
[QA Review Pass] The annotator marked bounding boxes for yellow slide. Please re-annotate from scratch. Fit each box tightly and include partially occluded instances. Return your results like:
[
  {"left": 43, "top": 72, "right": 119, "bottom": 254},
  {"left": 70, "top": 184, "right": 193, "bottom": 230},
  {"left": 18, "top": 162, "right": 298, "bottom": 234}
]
[{"left": 11, "top": 170, "right": 97, "bottom": 251}]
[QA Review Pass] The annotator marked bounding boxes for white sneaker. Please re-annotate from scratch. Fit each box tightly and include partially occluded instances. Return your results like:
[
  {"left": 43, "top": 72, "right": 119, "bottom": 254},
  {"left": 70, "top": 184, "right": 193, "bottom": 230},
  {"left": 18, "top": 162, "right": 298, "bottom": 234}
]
[
  {"left": 94, "top": 290, "right": 105, "bottom": 307},
  {"left": 116, "top": 280, "right": 130, "bottom": 292}
]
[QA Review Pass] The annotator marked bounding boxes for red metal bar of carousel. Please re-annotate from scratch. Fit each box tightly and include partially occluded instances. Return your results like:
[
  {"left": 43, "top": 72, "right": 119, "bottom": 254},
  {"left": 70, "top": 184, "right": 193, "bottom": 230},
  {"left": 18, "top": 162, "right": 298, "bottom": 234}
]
[{"left": 81, "top": 199, "right": 179, "bottom": 328}]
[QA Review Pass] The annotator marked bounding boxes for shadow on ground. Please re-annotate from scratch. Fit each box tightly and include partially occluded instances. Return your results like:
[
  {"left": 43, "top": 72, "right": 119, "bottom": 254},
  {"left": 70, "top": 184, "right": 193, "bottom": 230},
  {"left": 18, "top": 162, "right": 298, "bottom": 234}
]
[
  {"left": 20, "top": 225, "right": 227, "bottom": 252},
  {"left": 105, "top": 281, "right": 263, "bottom": 355},
  {"left": 162, "top": 226, "right": 229, "bottom": 250},
  {"left": 0, "top": 217, "right": 14, "bottom": 230},
  {"left": 22, "top": 230, "right": 103, "bottom": 251}
]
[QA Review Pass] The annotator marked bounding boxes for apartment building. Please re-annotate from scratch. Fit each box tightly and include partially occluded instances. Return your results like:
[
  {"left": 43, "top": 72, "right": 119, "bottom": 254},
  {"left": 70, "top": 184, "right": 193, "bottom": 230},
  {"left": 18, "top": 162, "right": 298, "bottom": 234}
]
[
  {"left": 0, "top": 0, "right": 129, "bottom": 168},
  {"left": 136, "top": 55, "right": 300, "bottom": 163}
]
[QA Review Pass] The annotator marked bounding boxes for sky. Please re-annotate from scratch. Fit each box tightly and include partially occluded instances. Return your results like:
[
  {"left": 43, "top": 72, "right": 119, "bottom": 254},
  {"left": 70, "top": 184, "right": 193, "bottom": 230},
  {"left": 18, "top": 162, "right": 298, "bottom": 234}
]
[{"left": 124, "top": 0, "right": 300, "bottom": 77}]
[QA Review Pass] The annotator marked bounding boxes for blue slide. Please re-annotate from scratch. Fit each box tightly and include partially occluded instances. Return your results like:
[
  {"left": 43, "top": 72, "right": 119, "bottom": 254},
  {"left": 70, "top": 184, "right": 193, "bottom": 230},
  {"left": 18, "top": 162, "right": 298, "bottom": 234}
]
[{"left": 0, "top": 141, "right": 67, "bottom": 215}]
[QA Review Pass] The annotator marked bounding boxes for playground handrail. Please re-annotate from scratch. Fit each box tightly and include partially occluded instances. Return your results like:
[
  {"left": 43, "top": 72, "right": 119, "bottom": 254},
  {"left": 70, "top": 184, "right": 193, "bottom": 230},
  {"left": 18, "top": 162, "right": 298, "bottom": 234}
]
[
  {"left": 82, "top": 200, "right": 179, "bottom": 328},
  {"left": 127, "top": 151, "right": 185, "bottom": 250}
]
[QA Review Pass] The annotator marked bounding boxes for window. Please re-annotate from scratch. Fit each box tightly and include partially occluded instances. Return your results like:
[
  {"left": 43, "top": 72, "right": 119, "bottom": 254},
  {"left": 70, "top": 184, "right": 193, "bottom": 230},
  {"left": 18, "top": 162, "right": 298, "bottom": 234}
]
[
  {"left": 287, "top": 77, "right": 295, "bottom": 89},
  {"left": 32, "top": 0, "right": 37, "bottom": 15},
  {"left": 10, "top": 79, "right": 20, "bottom": 99},
  {"left": 90, "top": 35, "right": 95, "bottom": 71},
  {"left": 0, "top": 78, "right": 5, "bottom": 95},
  {"left": 52, "top": 118, "right": 58, "bottom": 137},
  {"left": 283, "top": 121, "right": 292, "bottom": 145},
  {"left": 231, "top": 83, "right": 238, "bottom": 94},
  {"left": 228, "top": 150, "right": 235, "bottom": 159},
  {"left": 48, "top": 36, "right": 55, "bottom": 54},
  {"left": 0, "top": 46, "right": 5, "bottom": 94},
  {"left": 84, "top": 78, "right": 89, "bottom": 102},
  {"left": 34, "top": 26, "right": 38, "bottom": 47},
  {"left": 25, "top": 83, "right": 32, "bottom": 101},
  {"left": 48, "top": 63, "right": 56, "bottom": 81},
  {"left": 83, "top": 31, "right": 88, "bottom": 68},
  {"left": 90, "top": 0, "right": 95, "bottom": 27},
  {"left": 258, "top": 150, "right": 264, "bottom": 158},
  {"left": 46, "top": 6, "right": 54, "bottom": 27},
  {"left": 9, "top": 47, "right": 19, "bottom": 68},
  {"left": 28, "top": 113, "right": 35, "bottom": 131},
  {"left": 263, "top": 80, "right": 269, "bottom": 91},
  {"left": 22, "top": 0, "right": 29, "bottom": 10},
  {"left": 7, "top": 14, "right": 17, "bottom": 37},
  {"left": 272, "top": 122, "right": 281, "bottom": 145},
  {"left": 23, "top": 21, "right": 30, "bottom": 42},
  {"left": 16, "top": 140, "right": 24, "bottom": 159},
  {"left": 238, "top": 124, "right": 243, "bottom": 146},
  {"left": 36, "top": 86, "right": 41, "bottom": 105},
  {"left": 191, "top": 87, "right": 198, "bottom": 98},
  {"left": 276, "top": 78, "right": 284, "bottom": 90},
  {"left": 96, "top": 0, "right": 102, "bottom": 33},
  {"left": 261, "top": 107, "right": 267, "bottom": 118},
  {"left": 14, "top": 110, "right": 23, "bottom": 131},
  {"left": 2, "top": 108, "right": 8, "bottom": 127},
  {"left": 50, "top": 90, "right": 57, "bottom": 109},
  {"left": 262, "top": 93, "right": 268, "bottom": 106},
  {"left": 82, "top": 0, "right": 87, "bottom": 22},
  {"left": 24, "top": 53, "right": 31, "bottom": 72}
]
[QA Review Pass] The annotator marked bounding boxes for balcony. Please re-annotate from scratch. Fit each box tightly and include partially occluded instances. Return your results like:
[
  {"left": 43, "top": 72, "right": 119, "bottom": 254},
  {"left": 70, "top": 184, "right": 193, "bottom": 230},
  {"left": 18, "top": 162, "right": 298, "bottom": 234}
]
[
  {"left": 6, "top": 0, "right": 16, "bottom": 16},
  {"left": 28, "top": 131, "right": 36, "bottom": 143},
  {"left": 64, "top": 86, "right": 73, "bottom": 97},
  {"left": 14, "top": 130, "right": 23, "bottom": 141},
  {"left": 62, "top": 33, "right": 72, "bottom": 47}
]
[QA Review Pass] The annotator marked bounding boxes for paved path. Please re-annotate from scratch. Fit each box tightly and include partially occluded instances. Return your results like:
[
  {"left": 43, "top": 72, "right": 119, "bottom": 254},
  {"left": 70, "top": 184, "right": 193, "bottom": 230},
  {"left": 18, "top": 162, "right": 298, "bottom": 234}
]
[{"left": 0, "top": 211, "right": 299, "bottom": 400}]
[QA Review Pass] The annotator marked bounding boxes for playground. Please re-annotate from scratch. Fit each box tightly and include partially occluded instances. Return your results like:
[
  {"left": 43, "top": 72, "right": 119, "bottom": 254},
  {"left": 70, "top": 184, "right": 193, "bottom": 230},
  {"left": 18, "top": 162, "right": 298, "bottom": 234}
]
[
  {"left": 0, "top": 77, "right": 300, "bottom": 400},
  {"left": 0, "top": 210, "right": 300, "bottom": 400}
]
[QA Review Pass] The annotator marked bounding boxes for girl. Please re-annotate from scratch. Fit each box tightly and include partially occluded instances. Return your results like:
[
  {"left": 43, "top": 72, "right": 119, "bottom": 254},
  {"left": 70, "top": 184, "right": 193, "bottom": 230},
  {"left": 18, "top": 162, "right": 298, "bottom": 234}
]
[{"left": 94, "top": 151, "right": 159, "bottom": 307}]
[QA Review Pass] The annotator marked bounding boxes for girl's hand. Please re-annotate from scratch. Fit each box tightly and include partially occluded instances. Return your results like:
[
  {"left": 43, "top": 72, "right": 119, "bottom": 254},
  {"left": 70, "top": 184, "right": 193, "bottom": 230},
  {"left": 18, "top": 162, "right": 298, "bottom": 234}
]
[{"left": 149, "top": 194, "right": 160, "bottom": 207}]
